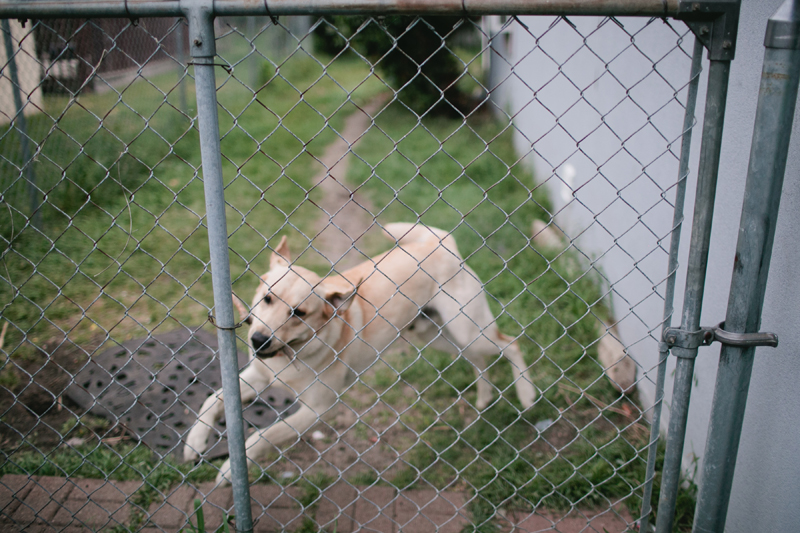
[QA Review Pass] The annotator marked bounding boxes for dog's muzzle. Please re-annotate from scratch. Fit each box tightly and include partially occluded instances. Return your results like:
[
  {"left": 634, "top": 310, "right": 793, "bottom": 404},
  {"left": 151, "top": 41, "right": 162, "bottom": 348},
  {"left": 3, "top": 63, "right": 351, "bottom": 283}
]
[{"left": 250, "top": 331, "right": 277, "bottom": 358}]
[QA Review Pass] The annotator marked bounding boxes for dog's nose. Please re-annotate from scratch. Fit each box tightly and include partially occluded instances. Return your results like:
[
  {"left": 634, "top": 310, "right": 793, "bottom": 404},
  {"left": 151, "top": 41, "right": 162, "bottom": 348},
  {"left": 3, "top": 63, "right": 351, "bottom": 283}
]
[{"left": 250, "top": 331, "right": 272, "bottom": 352}]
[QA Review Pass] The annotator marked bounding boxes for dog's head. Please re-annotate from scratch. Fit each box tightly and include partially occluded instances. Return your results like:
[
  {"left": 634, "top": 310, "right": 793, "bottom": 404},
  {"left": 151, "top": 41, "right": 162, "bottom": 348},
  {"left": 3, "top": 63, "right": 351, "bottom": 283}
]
[{"left": 242, "top": 236, "right": 357, "bottom": 359}]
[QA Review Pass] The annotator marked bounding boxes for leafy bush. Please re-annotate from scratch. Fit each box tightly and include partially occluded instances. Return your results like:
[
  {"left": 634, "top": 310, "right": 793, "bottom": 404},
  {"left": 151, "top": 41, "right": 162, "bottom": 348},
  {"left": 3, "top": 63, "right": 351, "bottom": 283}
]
[{"left": 313, "top": 16, "right": 476, "bottom": 115}]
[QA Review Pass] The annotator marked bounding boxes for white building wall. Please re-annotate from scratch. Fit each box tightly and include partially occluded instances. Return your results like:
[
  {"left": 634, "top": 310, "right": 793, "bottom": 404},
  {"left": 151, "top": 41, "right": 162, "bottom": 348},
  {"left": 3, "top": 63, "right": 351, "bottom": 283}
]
[
  {"left": 495, "top": 2, "right": 800, "bottom": 530},
  {"left": 495, "top": 13, "right": 694, "bottom": 419},
  {"left": 0, "top": 20, "right": 43, "bottom": 125}
]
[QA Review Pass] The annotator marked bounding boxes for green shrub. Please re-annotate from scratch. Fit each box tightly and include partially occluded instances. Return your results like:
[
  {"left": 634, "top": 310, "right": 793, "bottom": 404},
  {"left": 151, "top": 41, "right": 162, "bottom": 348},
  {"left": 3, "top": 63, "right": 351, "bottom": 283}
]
[{"left": 313, "top": 16, "right": 476, "bottom": 115}]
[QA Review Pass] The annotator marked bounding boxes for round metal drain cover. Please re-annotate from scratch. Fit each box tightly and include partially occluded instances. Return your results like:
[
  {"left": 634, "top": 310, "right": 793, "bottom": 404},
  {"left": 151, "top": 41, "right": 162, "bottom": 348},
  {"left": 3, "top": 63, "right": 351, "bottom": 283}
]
[{"left": 66, "top": 328, "right": 297, "bottom": 460}]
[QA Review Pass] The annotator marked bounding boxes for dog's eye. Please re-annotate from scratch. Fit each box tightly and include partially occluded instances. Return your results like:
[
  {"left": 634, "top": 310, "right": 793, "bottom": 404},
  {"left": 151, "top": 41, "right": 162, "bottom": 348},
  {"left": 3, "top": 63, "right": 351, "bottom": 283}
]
[
  {"left": 292, "top": 308, "right": 306, "bottom": 318},
  {"left": 263, "top": 295, "right": 272, "bottom": 305}
]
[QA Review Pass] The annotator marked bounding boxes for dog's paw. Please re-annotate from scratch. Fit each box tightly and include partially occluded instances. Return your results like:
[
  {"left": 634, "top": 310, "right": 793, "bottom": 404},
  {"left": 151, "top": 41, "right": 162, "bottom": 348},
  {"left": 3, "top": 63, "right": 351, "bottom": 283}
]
[
  {"left": 519, "top": 393, "right": 536, "bottom": 410},
  {"left": 475, "top": 395, "right": 492, "bottom": 412},
  {"left": 518, "top": 382, "right": 538, "bottom": 410}
]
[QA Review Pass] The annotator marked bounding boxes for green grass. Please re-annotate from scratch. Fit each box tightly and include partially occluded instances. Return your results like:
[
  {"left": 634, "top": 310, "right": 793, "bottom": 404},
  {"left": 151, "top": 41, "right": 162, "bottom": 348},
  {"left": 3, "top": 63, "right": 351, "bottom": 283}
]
[
  {"left": 1, "top": 443, "right": 217, "bottom": 485},
  {"left": 0, "top": 42, "right": 385, "bottom": 359}
]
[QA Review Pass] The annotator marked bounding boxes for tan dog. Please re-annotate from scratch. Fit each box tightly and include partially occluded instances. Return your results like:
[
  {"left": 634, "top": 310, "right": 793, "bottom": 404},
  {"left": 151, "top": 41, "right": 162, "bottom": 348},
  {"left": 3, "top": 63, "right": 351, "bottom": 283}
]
[{"left": 184, "top": 223, "right": 537, "bottom": 484}]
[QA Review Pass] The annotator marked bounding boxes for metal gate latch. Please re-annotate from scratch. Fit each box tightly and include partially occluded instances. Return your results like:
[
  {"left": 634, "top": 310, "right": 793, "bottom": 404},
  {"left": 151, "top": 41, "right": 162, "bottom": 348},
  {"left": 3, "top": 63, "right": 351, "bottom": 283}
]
[{"left": 663, "top": 322, "right": 779, "bottom": 350}]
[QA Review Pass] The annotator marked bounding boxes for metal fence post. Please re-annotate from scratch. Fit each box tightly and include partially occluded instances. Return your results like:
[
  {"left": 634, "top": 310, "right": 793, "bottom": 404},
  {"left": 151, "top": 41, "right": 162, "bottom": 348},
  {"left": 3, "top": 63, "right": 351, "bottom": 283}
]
[
  {"left": 184, "top": 2, "right": 255, "bottom": 532},
  {"left": 639, "top": 36, "right": 704, "bottom": 533},
  {"left": 692, "top": 2, "right": 800, "bottom": 531},
  {"left": 1, "top": 19, "right": 38, "bottom": 228},
  {"left": 655, "top": 57, "right": 732, "bottom": 533}
]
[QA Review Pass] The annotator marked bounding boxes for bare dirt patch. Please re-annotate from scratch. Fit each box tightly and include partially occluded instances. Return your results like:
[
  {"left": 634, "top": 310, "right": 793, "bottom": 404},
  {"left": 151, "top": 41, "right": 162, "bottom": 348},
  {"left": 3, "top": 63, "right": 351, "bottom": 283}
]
[{"left": 0, "top": 336, "right": 102, "bottom": 451}]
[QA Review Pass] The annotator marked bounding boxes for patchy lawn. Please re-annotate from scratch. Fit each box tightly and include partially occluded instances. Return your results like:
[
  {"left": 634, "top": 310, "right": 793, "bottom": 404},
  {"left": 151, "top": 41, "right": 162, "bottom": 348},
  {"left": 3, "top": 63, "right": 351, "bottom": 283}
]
[
  {"left": 314, "top": 100, "right": 653, "bottom": 529},
  {"left": 0, "top": 31, "right": 679, "bottom": 531}
]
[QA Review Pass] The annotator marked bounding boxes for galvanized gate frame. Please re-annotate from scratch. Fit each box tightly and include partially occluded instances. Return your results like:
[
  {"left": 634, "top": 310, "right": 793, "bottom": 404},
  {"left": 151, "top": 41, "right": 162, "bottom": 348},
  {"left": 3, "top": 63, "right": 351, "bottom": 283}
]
[
  {"left": 6, "top": 1, "right": 795, "bottom": 532},
  {"left": 689, "top": 1, "right": 800, "bottom": 532},
  {"left": 653, "top": 1, "right": 800, "bottom": 532}
]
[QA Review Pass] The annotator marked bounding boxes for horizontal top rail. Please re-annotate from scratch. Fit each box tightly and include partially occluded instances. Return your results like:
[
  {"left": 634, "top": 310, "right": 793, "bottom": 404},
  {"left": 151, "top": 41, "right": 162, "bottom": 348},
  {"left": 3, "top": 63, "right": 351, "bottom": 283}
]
[{"left": 0, "top": 0, "right": 679, "bottom": 19}]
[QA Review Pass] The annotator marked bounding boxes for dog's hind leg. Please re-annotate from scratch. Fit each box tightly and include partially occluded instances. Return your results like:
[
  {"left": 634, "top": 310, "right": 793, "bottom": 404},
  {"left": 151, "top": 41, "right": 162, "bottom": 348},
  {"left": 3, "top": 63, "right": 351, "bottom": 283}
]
[
  {"left": 494, "top": 332, "right": 537, "bottom": 409},
  {"left": 439, "top": 326, "right": 537, "bottom": 411},
  {"left": 431, "top": 278, "right": 537, "bottom": 410},
  {"left": 459, "top": 342, "right": 495, "bottom": 411},
  {"left": 184, "top": 361, "right": 273, "bottom": 462},
  {"left": 456, "top": 329, "right": 537, "bottom": 411},
  {"left": 417, "top": 317, "right": 497, "bottom": 411},
  {"left": 406, "top": 310, "right": 496, "bottom": 411}
]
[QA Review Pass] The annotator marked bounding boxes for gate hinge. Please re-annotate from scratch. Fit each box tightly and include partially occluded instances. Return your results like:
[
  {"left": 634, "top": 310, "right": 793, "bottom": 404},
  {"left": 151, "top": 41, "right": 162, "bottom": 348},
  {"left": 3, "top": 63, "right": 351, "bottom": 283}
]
[
  {"left": 663, "top": 322, "right": 779, "bottom": 352},
  {"left": 676, "top": 1, "right": 741, "bottom": 61}
]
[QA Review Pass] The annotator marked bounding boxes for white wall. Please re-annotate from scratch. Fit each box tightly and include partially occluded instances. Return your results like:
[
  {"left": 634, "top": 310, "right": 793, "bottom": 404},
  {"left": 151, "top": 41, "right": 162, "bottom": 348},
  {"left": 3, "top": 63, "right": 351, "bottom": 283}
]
[
  {"left": 0, "top": 20, "right": 42, "bottom": 125},
  {"left": 495, "top": 13, "right": 694, "bottom": 418},
  {"left": 496, "top": 2, "right": 800, "bottom": 530}
]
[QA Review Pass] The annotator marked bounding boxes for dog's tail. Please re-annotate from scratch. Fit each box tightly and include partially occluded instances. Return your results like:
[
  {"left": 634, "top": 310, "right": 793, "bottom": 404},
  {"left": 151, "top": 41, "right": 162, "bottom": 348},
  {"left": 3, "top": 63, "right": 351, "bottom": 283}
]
[{"left": 382, "top": 222, "right": 460, "bottom": 257}]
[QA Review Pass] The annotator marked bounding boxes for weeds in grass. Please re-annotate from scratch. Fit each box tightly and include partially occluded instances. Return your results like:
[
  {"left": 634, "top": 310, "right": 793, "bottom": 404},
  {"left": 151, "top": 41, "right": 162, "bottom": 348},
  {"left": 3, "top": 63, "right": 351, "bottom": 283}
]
[
  {"left": 182, "top": 498, "right": 234, "bottom": 533},
  {"left": 286, "top": 472, "right": 336, "bottom": 533},
  {"left": 0, "top": 366, "right": 18, "bottom": 389},
  {"left": 348, "top": 469, "right": 380, "bottom": 487}
]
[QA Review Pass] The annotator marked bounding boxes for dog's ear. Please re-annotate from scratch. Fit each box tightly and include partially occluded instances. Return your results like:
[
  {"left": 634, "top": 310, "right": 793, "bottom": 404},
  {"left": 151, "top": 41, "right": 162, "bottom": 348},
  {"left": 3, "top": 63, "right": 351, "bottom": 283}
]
[
  {"left": 270, "top": 235, "right": 291, "bottom": 268},
  {"left": 232, "top": 294, "right": 252, "bottom": 325},
  {"left": 322, "top": 282, "right": 358, "bottom": 316}
]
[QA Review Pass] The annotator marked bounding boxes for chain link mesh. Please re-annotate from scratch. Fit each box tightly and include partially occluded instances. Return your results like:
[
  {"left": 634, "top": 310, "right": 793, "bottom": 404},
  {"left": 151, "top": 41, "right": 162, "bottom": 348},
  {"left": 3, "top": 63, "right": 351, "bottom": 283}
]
[{"left": 0, "top": 12, "right": 696, "bottom": 532}]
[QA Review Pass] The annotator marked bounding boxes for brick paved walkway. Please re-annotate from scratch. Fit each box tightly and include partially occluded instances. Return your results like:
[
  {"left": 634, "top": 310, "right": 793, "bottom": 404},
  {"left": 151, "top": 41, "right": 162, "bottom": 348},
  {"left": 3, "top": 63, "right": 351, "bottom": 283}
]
[{"left": 0, "top": 474, "right": 632, "bottom": 532}]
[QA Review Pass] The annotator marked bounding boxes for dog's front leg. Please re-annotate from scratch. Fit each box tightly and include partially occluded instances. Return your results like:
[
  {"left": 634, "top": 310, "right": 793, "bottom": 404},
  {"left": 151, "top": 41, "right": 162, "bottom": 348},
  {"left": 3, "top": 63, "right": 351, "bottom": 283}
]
[
  {"left": 215, "top": 396, "right": 333, "bottom": 485},
  {"left": 184, "top": 362, "right": 272, "bottom": 462}
]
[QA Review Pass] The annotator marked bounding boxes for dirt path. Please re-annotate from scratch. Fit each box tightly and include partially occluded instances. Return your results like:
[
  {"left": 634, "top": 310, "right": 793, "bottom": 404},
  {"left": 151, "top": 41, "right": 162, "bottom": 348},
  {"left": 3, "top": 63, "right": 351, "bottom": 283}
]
[
  {"left": 298, "top": 93, "right": 425, "bottom": 482},
  {"left": 309, "top": 93, "right": 390, "bottom": 270}
]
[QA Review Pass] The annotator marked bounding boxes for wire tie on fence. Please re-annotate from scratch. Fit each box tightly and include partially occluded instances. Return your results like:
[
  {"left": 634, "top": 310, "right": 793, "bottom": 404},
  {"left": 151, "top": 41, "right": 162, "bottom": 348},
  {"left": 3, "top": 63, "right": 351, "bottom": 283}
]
[
  {"left": 186, "top": 61, "right": 232, "bottom": 73},
  {"left": 207, "top": 310, "right": 245, "bottom": 330},
  {"left": 264, "top": 0, "right": 279, "bottom": 27},
  {"left": 123, "top": 0, "right": 139, "bottom": 26}
]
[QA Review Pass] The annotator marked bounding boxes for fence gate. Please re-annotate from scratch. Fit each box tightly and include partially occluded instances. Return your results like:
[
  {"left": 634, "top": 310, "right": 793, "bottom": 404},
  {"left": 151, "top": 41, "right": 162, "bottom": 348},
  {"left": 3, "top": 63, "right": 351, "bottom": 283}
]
[{"left": 2, "top": 1, "right": 794, "bottom": 532}]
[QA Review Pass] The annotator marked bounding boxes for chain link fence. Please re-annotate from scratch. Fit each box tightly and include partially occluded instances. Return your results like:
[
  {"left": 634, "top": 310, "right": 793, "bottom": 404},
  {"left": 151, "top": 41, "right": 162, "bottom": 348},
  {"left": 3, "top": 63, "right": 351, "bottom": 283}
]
[{"left": 0, "top": 7, "right": 701, "bottom": 532}]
